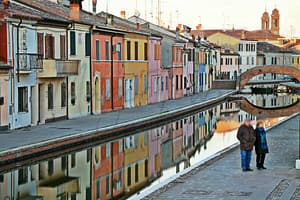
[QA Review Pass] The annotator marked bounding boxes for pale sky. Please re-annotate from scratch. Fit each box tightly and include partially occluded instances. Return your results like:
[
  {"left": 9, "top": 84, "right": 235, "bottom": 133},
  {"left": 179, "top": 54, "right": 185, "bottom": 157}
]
[{"left": 82, "top": 0, "right": 300, "bottom": 37}]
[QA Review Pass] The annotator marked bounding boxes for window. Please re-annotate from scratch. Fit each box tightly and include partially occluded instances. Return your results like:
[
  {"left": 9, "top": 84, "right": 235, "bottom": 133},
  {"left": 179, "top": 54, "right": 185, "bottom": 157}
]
[
  {"left": 118, "top": 170, "right": 122, "bottom": 189},
  {"left": 175, "top": 75, "right": 178, "bottom": 90},
  {"left": 118, "top": 139, "right": 123, "bottom": 153},
  {"left": 105, "top": 41, "right": 110, "bottom": 60},
  {"left": 144, "top": 132, "right": 148, "bottom": 145},
  {"left": 18, "top": 87, "right": 28, "bottom": 112},
  {"left": 87, "top": 149, "right": 91, "bottom": 163},
  {"left": 127, "top": 167, "right": 131, "bottom": 186},
  {"left": 180, "top": 75, "right": 183, "bottom": 89},
  {"left": 96, "top": 178, "right": 100, "bottom": 199},
  {"left": 48, "top": 160, "right": 54, "bottom": 175},
  {"left": 45, "top": 34, "right": 55, "bottom": 59},
  {"left": 86, "top": 81, "right": 91, "bottom": 102},
  {"left": 85, "top": 33, "right": 91, "bottom": 56},
  {"left": 106, "top": 78, "right": 110, "bottom": 100},
  {"left": 0, "top": 174, "right": 3, "bottom": 183},
  {"left": 135, "top": 75, "right": 139, "bottom": 95},
  {"left": 251, "top": 57, "right": 254, "bottom": 65},
  {"left": 135, "top": 41, "right": 139, "bottom": 60},
  {"left": 61, "top": 156, "right": 67, "bottom": 170},
  {"left": 221, "top": 58, "right": 223, "bottom": 65},
  {"left": 60, "top": 35, "right": 66, "bottom": 60},
  {"left": 48, "top": 84, "right": 53, "bottom": 109},
  {"left": 154, "top": 77, "right": 157, "bottom": 92},
  {"left": 96, "top": 40, "right": 100, "bottom": 60},
  {"left": 144, "top": 42, "right": 148, "bottom": 60},
  {"left": 144, "top": 74, "right": 148, "bottom": 93},
  {"left": 165, "top": 76, "right": 168, "bottom": 90},
  {"left": 106, "top": 143, "right": 110, "bottom": 158},
  {"left": 135, "top": 163, "right": 139, "bottom": 182},
  {"left": 118, "top": 42, "right": 122, "bottom": 60},
  {"left": 127, "top": 41, "right": 131, "bottom": 60},
  {"left": 37, "top": 33, "right": 44, "bottom": 58},
  {"left": 161, "top": 77, "right": 164, "bottom": 91},
  {"left": 71, "top": 153, "right": 76, "bottom": 168},
  {"left": 135, "top": 134, "right": 139, "bottom": 148},
  {"left": 184, "top": 77, "right": 187, "bottom": 89},
  {"left": 106, "top": 175, "right": 110, "bottom": 195},
  {"left": 71, "top": 82, "right": 76, "bottom": 105},
  {"left": 145, "top": 159, "right": 148, "bottom": 177},
  {"left": 61, "top": 82, "right": 67, "bottom": 107},
  {"left": 118, "top": 77, "right": 123, "bottom": 99},
  {"left": 154, "top": 44, "right": 160, "bottom": 60},
  {"left": 18, "top": 167, "right": 28, "bottom": 185},
  {"left": 70, "top": 31, "right": 76, "bottom": 55},
  {"left": 71, "top": 194, "right": 76, "bottom": 200}
]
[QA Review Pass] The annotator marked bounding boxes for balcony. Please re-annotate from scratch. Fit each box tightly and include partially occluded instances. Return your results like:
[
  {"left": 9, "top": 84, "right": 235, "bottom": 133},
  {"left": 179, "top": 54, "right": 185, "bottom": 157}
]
[
  {"left": 16, "top": 53, "right": 43, "bottom": 73},
  {"left": 38, "top": 59, "right": 80, "bottom": 78}
]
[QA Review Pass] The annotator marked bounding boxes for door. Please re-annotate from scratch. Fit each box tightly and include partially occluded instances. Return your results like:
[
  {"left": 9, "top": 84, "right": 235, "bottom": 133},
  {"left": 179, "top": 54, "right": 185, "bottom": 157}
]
[
  {"left": 38, "top": 84, "right": 42, "bottom": 123},
  {"left": 94, "top": 77, "right": 100, "bottom": 113},
  {"left": 157, "top": 77, "right": 161, "bottom": 102},
  {"left": 129, "top": 79, "right": 134, "bottom": 108},
  {"left": 124, "top": 79, "right": 130, "bottom": 108}
]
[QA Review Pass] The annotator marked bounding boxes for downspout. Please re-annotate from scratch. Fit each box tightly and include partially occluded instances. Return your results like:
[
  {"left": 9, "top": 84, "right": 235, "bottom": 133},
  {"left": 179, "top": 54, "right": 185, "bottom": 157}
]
[
  {"left": 89, "top": 26, "right": 93, "bottom": 114},
  {"left": 16, "top": 19, "right": 22, "bottom": 82},
  {"left": 66, "top": 23, "right": 73, "bottom": 119},
  {"left": 111, "top": 34, "right": 115, "bottom": 110}
]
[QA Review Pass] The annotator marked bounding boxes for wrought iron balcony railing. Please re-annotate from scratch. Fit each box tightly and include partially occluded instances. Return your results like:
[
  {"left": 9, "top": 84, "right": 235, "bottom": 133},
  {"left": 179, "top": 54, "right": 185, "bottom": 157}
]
[{"left": 16, "top": 53, "right": 43, "bottom": 71}]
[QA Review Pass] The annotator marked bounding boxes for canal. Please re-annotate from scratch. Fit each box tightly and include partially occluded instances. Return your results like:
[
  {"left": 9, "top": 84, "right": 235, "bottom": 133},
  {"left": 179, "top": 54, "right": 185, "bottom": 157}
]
[{"left": 0, "top": 90, "right": 298, "bottom": 200}]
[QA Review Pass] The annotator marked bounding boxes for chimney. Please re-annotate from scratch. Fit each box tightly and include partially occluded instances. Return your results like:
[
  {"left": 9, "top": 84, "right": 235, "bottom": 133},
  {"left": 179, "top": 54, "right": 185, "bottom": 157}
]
[
  {"left": 69, "top": 0, "right": 82, "bottom": 21},
  {"left": 3, "top": 0, "right": 9, "bottom": 9},
  {"left": 92, "top": 0, "right": 97, "bottom": 14},
  {"left": 241, "top": 30, "right": 245, "bottom": 39},
  {"left": 120, "top": 10, "right": 126, "bottom": 19},
  {"left": 196, "top": 24, "right": 202, "bottom": 31},
  {"left": 176, "top": 27, "right": 180, "bottom": 40},
  {"left": 177, "top": 24, "right": 182, "bottom": 31}
]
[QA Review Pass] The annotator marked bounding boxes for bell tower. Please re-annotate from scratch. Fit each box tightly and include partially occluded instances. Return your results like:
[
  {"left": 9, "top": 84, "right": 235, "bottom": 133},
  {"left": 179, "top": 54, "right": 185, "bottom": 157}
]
[
  {"left": 271, "top": 8, "right": 280, "bottom": 35},
  {"left": 261, "top": 10, "right": 270, "bottom": 31}
]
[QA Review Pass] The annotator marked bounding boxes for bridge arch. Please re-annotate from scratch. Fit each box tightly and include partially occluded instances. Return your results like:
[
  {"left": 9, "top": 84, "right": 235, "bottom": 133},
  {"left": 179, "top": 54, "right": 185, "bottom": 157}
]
[
  {"left": 237, "top": 65, "right": 300, "bottom": 89},
  {"left": 239, "top": 97, "right": 300, "bottom": 118}
]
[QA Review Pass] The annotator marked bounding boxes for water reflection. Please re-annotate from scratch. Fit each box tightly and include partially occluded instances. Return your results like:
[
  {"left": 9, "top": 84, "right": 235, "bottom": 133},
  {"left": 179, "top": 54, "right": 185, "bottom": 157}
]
[{"left": 0, "top": 95, "right": 297, "bottom": 200}]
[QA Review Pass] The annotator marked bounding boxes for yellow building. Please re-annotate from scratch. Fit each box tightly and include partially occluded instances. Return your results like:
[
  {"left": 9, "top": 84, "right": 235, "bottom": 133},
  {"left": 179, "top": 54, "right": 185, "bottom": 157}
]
[
  {"left": 208, "top": 32, "right": 240, "bottom": 50},
  {"left": 124, "top": 132, "right": 149, "bottom": 193},
  {"left": 124, "top": 32, "right": 149, "bottom": 108}
]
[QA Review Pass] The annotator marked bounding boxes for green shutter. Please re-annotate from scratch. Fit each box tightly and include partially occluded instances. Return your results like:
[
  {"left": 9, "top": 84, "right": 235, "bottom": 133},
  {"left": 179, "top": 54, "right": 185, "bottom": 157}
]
[
  {"left": 85, "top": 33, "right": 91, "bottom": 56},
  {"left": 70, "top": 31, "right": 76, "bottom": 55}
]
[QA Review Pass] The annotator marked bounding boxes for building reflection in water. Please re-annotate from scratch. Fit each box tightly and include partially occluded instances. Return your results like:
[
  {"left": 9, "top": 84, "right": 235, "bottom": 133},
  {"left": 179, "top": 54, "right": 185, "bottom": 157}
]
[{"left": 0, "top": 94, "right": 294, "bottom": 200}]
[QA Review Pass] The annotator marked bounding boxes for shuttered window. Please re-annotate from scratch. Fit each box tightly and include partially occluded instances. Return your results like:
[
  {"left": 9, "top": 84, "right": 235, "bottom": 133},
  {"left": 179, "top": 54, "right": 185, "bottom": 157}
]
[
  {"left": 37, "top": 33, "right": 44, "bottom": 58},
  {"left": 96, "top": 40, "right": 100, "bottom": 60},
  {"left": 70, "top": 31, "right": 76, "bottom": 55},
  {"left": 134, "top": 42, "right": 138, "bottom": 60},
  {"left": 127, "top": 41, "right": 131, "bottom": 60},
  {"left": 135, "top": 75, "right": 139, "bottom": 95},
  {"left": 60, "top": 35, "right": 66, "bottom": 60},
  {"left": 105, "top": 41, "right": 110, "bottom": 60},
  {"left": 144, "top": 42, "right": 148, "bottom": 60},
  {"left": 45, "top": 34, "right": 55, "bottom": 59},
  {"left": 85, "top": 33, "right": 91, "bottom": 56},
  {"left": 48, "top": 83, "right": 53, "bottom": 109},
  {"left": 106, "top": 78, "right": 110, "bottom": 100}
]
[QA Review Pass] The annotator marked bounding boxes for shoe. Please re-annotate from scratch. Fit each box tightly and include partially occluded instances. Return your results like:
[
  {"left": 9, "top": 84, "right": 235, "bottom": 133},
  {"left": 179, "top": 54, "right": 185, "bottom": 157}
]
[
  {"left": 246, "top": 168, "right": 254, "bottom": 171},
  {"left": 261, "top": 166, "right": 267, "bottom": 169}
]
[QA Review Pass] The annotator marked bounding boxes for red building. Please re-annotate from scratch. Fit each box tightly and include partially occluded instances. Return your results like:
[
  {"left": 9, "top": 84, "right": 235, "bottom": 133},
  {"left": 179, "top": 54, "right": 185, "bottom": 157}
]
[
  {"left": 170, "top": 44, "right": 184, "bottom": 99},
  {"left": 91, "top": 27, "right": 126, "bottom": 113},
  {"left": 92, "top": 140, "right": 124, "bottom": 200}
]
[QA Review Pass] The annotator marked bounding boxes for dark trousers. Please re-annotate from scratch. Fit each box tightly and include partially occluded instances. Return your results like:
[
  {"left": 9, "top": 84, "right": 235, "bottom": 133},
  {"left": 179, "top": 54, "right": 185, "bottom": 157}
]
[{"left": 256, "top": 153, "right": 266, "bottom": 168}]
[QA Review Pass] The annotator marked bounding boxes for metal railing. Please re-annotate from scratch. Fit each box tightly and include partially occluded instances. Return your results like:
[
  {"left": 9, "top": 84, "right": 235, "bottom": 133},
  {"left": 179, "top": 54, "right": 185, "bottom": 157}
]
[{"left": 16, "top": 53, "right": 43, "bottom": 70}]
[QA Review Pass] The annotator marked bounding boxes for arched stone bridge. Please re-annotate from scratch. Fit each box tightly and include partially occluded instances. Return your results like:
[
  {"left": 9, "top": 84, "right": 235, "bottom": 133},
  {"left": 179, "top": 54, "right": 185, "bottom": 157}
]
[
  {"left": 237, "top": 65, "right": 300, "bottom": 89},
  {"left": 239, "top": 97, "right": 300, "bottom": 118}
]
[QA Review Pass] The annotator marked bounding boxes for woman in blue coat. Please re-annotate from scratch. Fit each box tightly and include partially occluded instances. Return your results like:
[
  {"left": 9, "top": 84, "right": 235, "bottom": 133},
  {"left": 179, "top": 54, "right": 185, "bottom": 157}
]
[{"left": 255, "top": 121, "right": 269, "bottom": 169}]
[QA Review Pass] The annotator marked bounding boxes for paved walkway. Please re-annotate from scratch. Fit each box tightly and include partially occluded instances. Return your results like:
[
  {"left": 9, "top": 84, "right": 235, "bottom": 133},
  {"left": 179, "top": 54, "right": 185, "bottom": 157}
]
[
  {"left": 0, "top": 90, "right": 233, "bottom": 154},
  {"left": 144, "top": 115, "right": 300, "bottom": 200}
]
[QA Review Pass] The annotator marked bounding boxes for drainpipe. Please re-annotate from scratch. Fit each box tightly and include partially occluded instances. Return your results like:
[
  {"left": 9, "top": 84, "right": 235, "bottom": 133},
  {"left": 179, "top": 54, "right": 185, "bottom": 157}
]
[
  {"left": 89, "top": 26, "right": 93, "bottom": 114},
  {"left": 16, "top": 19, "right": 22, "bottom": 82},
  {"left": 66, "top": 23, "right": 73, "bottom": 119},
  {"left": 111, "top": 34, "right": 115, "bottom": 110}
]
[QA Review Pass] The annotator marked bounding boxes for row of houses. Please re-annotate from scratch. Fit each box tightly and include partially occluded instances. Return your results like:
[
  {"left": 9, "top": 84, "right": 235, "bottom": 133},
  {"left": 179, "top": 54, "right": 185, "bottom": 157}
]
[
  {"left": 0, "top": 104, "right": 221, "bottom": 200},
  {"left": 0, "top": 0, "right": 220, "bottom": 130}
]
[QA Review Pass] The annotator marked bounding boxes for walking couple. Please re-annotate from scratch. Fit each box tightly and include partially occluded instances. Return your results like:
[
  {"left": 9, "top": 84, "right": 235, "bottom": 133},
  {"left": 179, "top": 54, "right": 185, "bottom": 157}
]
[{"left": 237, "top": 119, "right": 269, "bottom": 172}]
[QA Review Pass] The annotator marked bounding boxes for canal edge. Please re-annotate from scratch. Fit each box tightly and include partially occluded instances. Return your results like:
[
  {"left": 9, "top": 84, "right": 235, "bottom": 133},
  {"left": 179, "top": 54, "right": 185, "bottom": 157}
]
[{"left": 132, "top": 112, "right": 300, "bottom": 200}]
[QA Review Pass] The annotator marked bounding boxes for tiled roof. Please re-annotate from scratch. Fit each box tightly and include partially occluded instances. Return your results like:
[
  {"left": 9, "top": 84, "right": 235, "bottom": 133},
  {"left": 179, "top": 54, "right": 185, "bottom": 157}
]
[
  {"left": 190, "top": 29, "right": 283, "bottom": 41},
  {"left": 257, "top": 42, "right": 293, "bottom": 53}
]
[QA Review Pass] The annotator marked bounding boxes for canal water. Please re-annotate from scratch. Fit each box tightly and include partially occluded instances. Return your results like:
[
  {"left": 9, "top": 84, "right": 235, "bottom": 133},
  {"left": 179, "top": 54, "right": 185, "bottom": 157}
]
[{"left": 0, "top": 91, "right": 298, "bottom": 200}]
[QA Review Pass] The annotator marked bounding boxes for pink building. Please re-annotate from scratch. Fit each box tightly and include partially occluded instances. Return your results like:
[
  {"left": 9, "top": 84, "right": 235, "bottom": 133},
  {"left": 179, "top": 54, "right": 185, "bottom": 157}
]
[
  {"left": 148, "top": 35, "right": 169, "bottom": 104},
  {"left": 183, "top": 42, "right": 194, "bottom": 96}
]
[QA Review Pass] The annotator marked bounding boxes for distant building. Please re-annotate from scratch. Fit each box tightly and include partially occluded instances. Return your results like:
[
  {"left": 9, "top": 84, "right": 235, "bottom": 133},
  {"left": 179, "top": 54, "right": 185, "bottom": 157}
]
[{"left": 220, "top": 49, "right": 239, "bottom": 80}]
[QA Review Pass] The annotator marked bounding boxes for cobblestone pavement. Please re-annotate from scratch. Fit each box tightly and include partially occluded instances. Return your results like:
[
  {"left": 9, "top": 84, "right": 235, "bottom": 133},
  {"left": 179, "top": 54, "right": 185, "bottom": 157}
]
[
  {"left": 144, "top": 116, "right": 300, "bottom": 200},
  {"left": 0, "top": 90, "right": 233, "bottom": 153}
]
